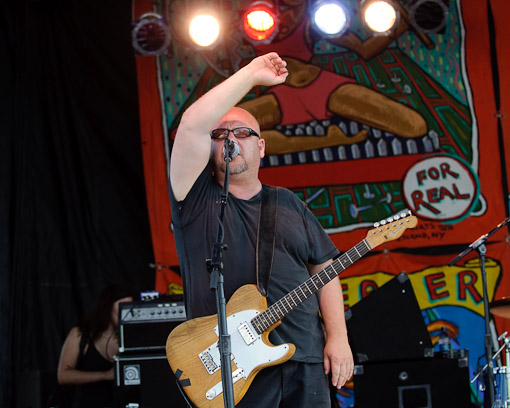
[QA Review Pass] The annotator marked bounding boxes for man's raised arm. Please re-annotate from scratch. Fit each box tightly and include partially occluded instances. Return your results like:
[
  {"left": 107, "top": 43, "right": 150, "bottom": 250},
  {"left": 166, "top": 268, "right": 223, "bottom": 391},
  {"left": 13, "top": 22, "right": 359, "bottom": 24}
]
[{"left": 170, "top": 52, "right": 288, "bottom": 201}]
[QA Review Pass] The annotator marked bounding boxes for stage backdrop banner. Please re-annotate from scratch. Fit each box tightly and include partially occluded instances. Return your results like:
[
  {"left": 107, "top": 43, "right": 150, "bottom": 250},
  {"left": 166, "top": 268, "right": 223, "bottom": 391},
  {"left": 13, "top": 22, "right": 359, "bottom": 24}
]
[{"left": 133, "top": 0, "right": 510, "bottom": 405}]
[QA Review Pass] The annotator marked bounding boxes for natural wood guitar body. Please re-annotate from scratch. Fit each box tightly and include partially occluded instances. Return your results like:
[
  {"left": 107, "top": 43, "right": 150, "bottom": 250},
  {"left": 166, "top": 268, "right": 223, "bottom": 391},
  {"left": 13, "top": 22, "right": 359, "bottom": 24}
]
[{"left": 166, "top": 284, "right": 295, "bottom": 408}]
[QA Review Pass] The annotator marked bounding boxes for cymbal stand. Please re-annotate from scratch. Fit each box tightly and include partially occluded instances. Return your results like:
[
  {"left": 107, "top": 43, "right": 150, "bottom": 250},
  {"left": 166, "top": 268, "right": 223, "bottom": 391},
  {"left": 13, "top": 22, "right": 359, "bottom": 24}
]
[{"left": 472, "top": 332, "right": 508, "bottom": 383}]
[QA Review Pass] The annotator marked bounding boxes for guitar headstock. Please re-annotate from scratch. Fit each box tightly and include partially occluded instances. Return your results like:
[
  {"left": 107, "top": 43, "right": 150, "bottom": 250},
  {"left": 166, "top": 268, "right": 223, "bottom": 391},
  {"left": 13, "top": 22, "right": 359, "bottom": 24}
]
[{"left": 365, "top": 210, "right": 418, "bottom": 248}]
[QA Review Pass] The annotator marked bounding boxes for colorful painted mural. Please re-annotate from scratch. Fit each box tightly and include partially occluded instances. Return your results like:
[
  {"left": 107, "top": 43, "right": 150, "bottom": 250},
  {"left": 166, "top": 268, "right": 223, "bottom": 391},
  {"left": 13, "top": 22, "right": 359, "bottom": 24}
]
[{"left": 133, "top": 0, "right": 510, "bottom": 406}]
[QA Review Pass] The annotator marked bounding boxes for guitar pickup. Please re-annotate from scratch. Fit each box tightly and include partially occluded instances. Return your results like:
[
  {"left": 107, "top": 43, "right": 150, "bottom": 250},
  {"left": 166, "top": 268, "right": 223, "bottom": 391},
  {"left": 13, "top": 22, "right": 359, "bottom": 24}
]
[{"left": 238, "top": 322, "right": 256, "bottom": 345}]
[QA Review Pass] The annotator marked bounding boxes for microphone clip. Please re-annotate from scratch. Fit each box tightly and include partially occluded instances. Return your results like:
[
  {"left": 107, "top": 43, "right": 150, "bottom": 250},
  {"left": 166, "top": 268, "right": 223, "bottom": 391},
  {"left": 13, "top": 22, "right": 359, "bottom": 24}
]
[{"left": 223, "top": 138, "right": 239, "bottom": 161}]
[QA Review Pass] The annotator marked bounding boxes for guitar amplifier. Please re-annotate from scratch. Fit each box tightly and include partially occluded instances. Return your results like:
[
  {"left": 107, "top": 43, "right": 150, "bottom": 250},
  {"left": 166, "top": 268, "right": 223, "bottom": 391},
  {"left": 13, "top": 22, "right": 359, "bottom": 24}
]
[{"left": 118, "top": 297, "right": 186, "bottom": 353}]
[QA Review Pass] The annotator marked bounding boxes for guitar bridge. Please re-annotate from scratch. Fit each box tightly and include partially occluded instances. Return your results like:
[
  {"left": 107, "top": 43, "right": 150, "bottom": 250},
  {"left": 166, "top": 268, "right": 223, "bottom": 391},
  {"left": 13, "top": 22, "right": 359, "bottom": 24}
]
[
  {"left": 199, "top": 343, "right": 234, "bottom": 375},
  {"left": 199, "top": 346, "right": 220, "bottom": 374}
]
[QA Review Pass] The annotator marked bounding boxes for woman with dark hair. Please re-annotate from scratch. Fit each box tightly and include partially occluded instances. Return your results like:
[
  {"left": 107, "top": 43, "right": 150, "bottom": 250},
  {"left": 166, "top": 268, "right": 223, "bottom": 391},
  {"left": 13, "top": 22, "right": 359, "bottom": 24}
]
[{"left": 56, "top": 285, "right": 134, "bottom": 407}]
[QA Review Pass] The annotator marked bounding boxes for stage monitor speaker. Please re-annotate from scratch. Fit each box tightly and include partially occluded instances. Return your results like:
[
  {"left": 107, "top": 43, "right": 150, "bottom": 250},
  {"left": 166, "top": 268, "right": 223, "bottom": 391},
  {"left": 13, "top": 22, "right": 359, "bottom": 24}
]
[
  {"left": 345, "top": 273, "right": 433, "bottom": 363},
  {"left": 353, "top": 355, "right": 473, "bottom": 408},
  {"left": 114, "top": 353, "right": 187, "bottom": 408}
]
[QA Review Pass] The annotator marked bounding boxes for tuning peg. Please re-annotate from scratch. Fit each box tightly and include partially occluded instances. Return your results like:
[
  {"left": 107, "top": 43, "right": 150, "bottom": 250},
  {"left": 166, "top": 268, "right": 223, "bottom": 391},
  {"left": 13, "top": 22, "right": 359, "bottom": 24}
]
[
  {"left": 373, "top": 222, "right": 380, "bottom": 227},
  {"left": 380, "top": 219, "right": 387, "bottom": 225},
  {"left": 387, "top": 217, "right": 394, "bottom": 223},
  {"left": 394, "top": 214, "right": 400, "bottom": 220}
]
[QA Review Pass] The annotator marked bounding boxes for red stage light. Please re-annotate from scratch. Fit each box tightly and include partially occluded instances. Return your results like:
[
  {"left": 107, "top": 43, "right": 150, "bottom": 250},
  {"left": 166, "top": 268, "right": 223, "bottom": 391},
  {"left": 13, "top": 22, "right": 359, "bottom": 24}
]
[{"left": 243, "top": 2, "right": 277, "bottom": 42}]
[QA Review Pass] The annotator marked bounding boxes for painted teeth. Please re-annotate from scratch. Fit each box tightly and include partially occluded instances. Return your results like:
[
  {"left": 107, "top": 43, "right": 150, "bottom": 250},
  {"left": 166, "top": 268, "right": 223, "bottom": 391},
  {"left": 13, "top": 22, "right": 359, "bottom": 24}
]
[
  {"left": 351, "top": 144, "right": 361, "bottom": 159},
  {"left": 261, "top": 119, "right": 440, "bottom": 167},
  {"left": 377, "top": 139, "right": 388, "bottom": 156},
  {"left": 315, "top": 125, "right": 325, "bottom": 136},
  {"left": 365, "top": 141, "right": 374, "bottom": 158}
]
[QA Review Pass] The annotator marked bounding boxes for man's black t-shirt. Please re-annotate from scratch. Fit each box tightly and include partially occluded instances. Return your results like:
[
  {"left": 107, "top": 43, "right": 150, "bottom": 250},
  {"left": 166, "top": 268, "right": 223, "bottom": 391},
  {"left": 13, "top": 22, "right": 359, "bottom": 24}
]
[{"left": 169, "top": 163, "right": 339, "bottom": 362}]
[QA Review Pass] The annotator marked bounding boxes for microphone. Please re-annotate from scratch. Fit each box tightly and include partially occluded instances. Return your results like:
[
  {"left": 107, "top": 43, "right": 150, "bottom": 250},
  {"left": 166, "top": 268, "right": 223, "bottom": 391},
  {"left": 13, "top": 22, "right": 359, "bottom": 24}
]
[{"left": 223, "top": 140, "right": 239, "bottom": 161}]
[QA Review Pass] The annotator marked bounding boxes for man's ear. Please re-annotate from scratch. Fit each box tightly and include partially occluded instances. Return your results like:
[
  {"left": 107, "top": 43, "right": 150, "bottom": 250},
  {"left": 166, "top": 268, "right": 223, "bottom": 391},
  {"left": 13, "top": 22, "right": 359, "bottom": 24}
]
[{"left": 258, "top": 138, "right": 265, "bottom": 158}]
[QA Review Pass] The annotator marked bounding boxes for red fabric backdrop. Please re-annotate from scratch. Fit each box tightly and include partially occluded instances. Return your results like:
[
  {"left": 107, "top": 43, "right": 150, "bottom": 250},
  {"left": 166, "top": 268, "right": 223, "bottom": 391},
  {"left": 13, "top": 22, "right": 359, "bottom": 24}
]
[{"left": 133, "top": 0, "right": 510, "bottom": 404}]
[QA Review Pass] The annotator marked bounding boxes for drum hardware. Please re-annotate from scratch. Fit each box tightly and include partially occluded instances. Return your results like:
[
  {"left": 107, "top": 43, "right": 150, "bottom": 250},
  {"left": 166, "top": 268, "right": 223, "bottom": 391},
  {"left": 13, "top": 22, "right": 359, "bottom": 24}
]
[
  {"left": 491, "top": 297, "right": 510, "bottom": 320},
  {"left": 472, "top": 332, "right": 510, "bottom": 407}
]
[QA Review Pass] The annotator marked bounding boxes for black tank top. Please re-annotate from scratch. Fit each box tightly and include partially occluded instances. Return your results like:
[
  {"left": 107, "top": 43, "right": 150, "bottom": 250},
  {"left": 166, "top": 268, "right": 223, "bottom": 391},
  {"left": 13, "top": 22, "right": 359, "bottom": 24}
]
[{"left": 73, "top": 337, "right": 114, "bottom": 408}]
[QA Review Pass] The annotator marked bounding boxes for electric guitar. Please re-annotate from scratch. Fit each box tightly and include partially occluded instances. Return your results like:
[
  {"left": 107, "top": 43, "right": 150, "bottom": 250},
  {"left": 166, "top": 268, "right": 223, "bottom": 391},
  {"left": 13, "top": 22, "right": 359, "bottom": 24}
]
[{"left": 166, "top": 211, "right": 418, "bottom": 408}]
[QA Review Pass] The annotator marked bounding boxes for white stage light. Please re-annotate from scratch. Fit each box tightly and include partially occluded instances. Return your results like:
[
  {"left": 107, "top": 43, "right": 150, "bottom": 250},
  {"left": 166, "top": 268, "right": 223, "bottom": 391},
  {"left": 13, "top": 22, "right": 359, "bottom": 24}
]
[
  {"left": 189, "top": 13, "right": 221, "bottom": 48},
  {"left": 363, "top": 1, "right": 398, "bottom": 34},
  {"left": 311, "top": 0, "right": 350, "bottom": 37}
]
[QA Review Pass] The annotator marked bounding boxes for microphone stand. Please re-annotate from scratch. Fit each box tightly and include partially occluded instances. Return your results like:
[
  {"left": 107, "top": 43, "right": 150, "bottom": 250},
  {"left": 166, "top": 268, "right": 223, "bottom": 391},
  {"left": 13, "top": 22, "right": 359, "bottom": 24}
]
[
  {"left": 448, "top": 217, "right": 510, "bottom": 408},
  {"left": 206, "top": 138, "right": 236, "bottom": 408}
]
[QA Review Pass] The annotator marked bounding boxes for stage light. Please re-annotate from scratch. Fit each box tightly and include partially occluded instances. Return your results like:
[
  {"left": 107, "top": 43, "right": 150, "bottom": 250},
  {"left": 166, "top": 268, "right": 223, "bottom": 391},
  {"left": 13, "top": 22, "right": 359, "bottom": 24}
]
[
  {"left": 188, "top": 12, "right": 221, "bottom": 48},
  {"left": 362, "top": 0, "right": 399, "bottom": 34},
  {"left": 131, "top": 12, "right": 171, "bottom": 56},
  {"left": 242, "top": 1, "right": 278, "bottom": 43},
  {"left": 409, "top": 0, "right": 449, "bottom": 34},
  {"left": 311, "top": 0, "right": 350, "bottom": 37}
]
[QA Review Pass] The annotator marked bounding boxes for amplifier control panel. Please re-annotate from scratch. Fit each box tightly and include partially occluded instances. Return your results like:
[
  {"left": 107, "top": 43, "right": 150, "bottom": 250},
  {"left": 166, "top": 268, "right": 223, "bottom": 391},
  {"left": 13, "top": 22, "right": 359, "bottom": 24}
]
[{"left": 119, "top": 300, "right": 186, "bottom": 323}]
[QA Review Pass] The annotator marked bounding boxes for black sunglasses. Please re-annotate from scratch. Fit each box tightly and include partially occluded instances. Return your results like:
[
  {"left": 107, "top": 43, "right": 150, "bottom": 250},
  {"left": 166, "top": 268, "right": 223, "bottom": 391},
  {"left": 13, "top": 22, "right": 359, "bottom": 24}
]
[{"left": 210, "top": 127, "right": 260, "bottom": 140}]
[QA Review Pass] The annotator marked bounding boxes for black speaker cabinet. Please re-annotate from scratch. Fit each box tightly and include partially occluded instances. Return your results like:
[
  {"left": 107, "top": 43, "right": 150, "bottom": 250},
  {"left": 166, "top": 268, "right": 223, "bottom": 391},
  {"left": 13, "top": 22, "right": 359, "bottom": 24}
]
[
  {"left": 345, "top": 273, "right": 433, "bottom": 363},
  {"left": 353, "top": 355, "right": 473, "bottom": 408},
  {"left": 114, "top": 353, "right": 187, "bottom": 408}
]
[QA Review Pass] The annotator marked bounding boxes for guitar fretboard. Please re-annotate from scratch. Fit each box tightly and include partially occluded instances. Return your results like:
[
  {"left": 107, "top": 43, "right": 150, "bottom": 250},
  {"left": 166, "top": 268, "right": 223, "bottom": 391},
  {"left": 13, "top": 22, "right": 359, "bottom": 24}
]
[{"left": 250, "top": 238, "right": 372, "bottom": 334}]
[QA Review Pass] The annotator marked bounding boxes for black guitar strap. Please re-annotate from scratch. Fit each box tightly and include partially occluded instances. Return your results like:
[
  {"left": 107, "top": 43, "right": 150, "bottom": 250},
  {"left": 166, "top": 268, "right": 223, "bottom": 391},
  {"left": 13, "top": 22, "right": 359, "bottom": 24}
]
[{"left": 256, "top": 185, "right": 278, "bottom": 297}]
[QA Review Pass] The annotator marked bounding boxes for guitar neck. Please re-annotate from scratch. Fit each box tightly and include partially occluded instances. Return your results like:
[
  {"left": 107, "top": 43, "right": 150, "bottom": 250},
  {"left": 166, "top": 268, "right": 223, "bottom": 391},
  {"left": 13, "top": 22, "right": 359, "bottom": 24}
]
[{"left": 250, "top": 238, "right": 372, "bottom": 335}]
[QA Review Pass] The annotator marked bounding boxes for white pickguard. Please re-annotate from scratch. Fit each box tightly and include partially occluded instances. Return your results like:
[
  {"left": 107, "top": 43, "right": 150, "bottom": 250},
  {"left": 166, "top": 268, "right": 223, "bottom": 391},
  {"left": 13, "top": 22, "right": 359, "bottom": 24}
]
[{"left": 202, "top": 310, "right": 290, "bottom": 399}]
